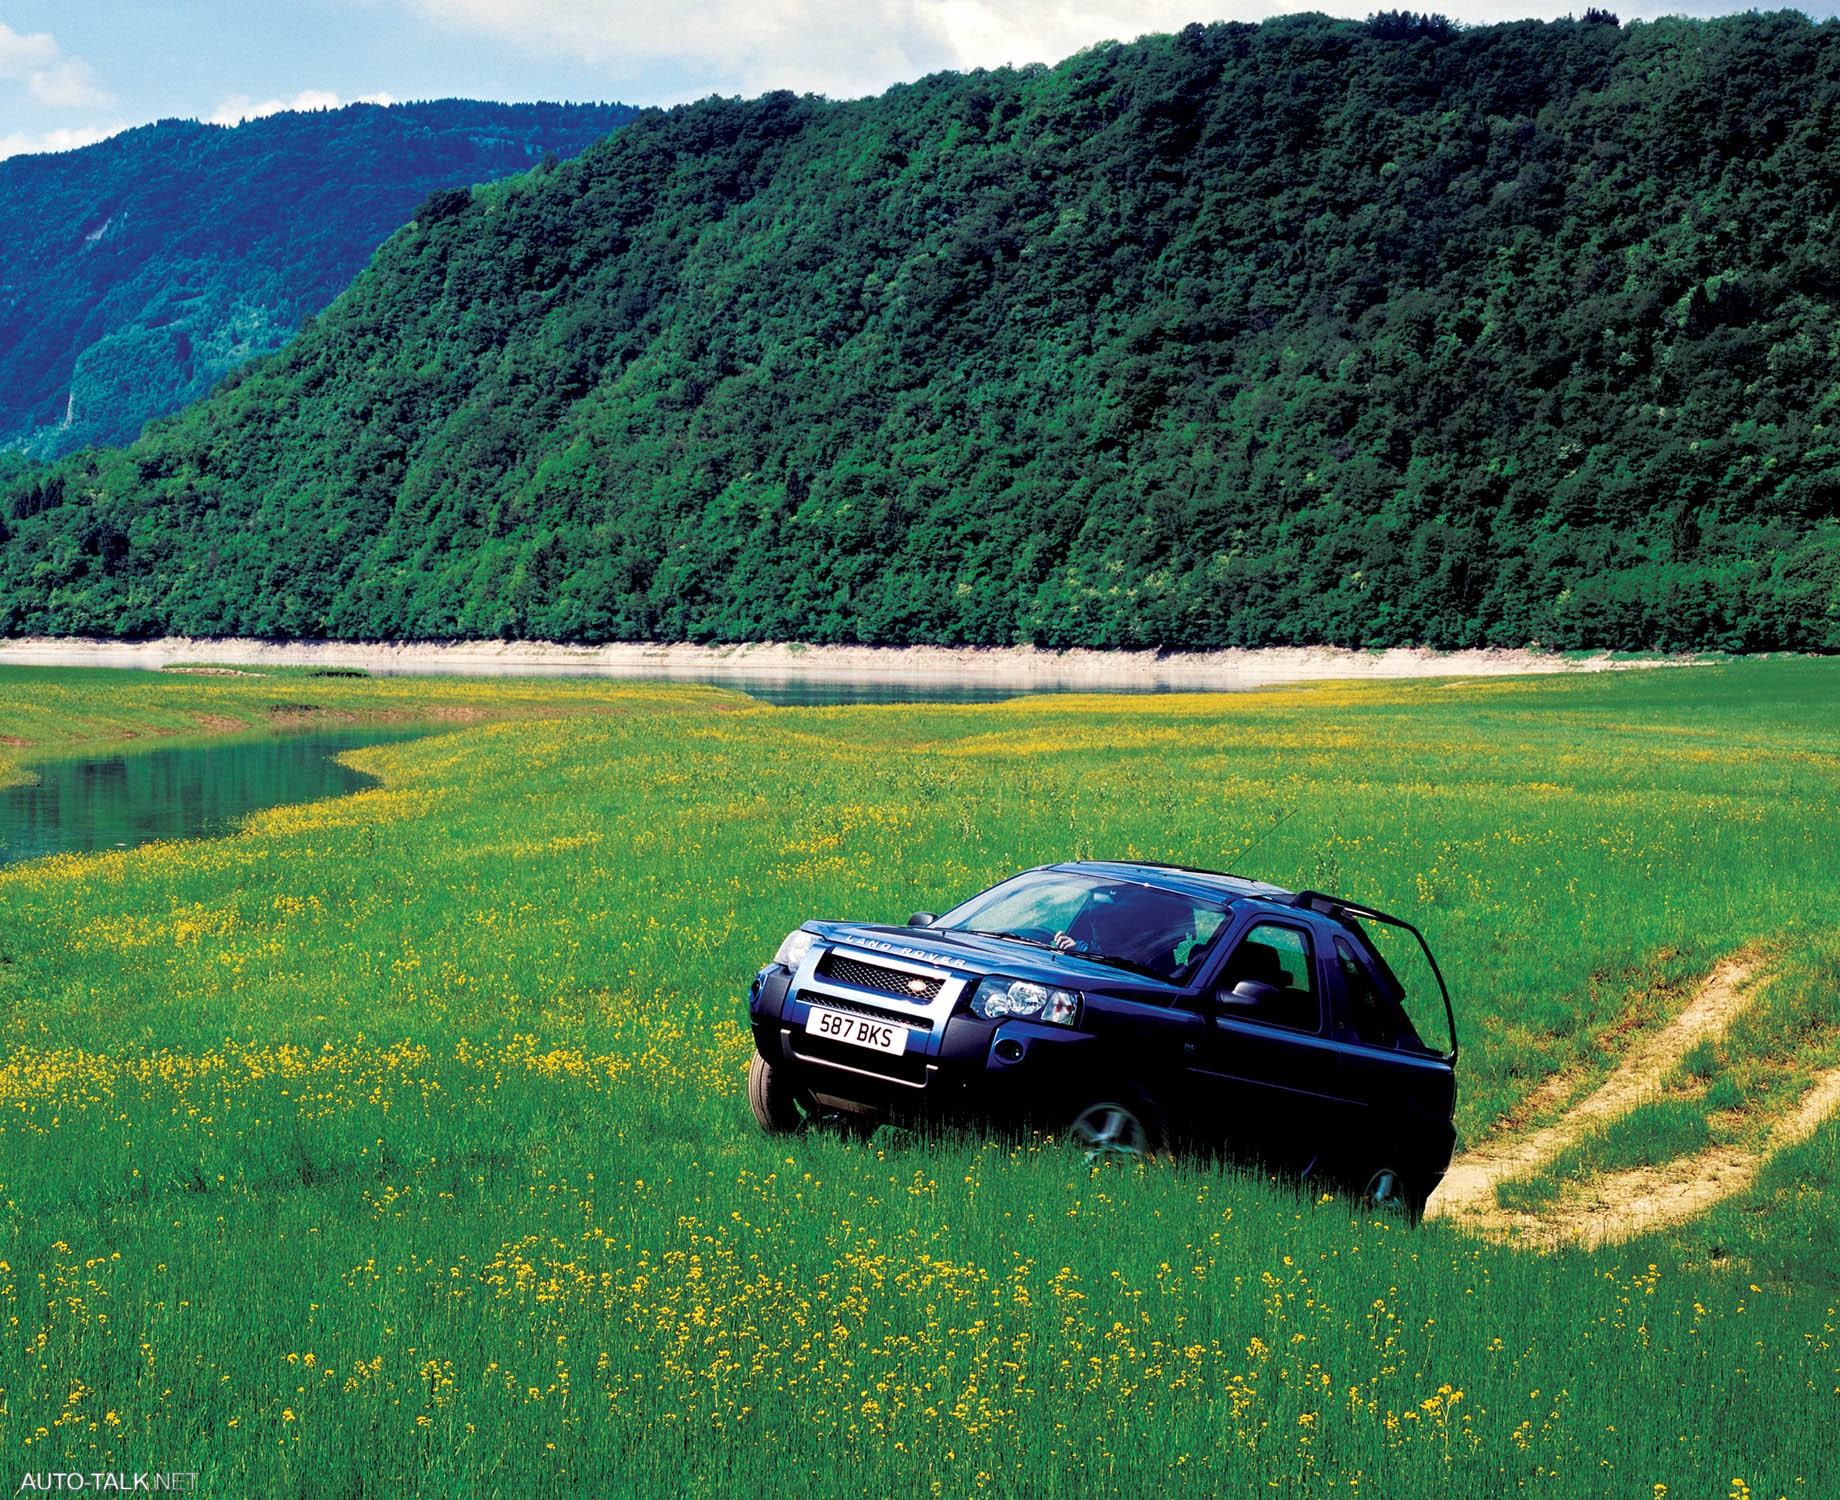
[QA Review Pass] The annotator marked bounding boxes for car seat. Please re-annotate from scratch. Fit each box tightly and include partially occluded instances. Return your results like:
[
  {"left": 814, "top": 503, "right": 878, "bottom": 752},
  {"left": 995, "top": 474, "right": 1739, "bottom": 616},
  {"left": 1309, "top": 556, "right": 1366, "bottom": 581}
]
[
  {"left": 1223, "top": 939, "right": 1319, "bottom": 1031},
  {"left": 1222, "top": 940, "right": 1287, "bottom": 990}
]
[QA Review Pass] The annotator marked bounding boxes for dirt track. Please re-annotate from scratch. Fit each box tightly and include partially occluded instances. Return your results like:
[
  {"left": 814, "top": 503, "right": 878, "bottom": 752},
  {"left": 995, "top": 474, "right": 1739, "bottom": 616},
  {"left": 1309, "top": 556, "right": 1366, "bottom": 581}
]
[{"left": 1427, "top": 952, "right": 1840, "bottom": 1247}]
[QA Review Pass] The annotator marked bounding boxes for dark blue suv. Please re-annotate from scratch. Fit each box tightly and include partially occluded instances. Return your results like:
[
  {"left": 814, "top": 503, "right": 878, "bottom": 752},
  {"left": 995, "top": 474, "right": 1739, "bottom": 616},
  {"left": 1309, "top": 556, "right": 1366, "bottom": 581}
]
[{"left": 746, "top": 861, "right": 1459, "bottom": 1218}]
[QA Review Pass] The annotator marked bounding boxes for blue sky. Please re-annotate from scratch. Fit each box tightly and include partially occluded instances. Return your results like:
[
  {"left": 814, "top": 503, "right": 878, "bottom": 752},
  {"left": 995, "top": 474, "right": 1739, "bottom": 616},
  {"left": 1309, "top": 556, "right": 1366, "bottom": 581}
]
[{"left": 4, "top": 1, "right": 1838, "bottom": 159}]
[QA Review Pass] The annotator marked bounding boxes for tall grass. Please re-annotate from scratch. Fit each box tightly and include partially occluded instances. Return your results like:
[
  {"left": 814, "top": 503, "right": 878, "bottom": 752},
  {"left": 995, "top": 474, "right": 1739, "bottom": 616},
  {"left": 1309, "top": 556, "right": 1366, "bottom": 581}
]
[{"left": 1, "top": 661, "right": 1836, "bottom": 1495}]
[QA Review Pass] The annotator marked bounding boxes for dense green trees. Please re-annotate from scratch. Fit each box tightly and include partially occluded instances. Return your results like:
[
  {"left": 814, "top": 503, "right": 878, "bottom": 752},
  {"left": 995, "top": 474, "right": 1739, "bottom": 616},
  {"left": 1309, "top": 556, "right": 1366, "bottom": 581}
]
[
  {"left": 2, "top": 14, "right": 1837, "bottom": 650},
  {"left": 0, "top": 100, "right": 637, "bottom": 456}
]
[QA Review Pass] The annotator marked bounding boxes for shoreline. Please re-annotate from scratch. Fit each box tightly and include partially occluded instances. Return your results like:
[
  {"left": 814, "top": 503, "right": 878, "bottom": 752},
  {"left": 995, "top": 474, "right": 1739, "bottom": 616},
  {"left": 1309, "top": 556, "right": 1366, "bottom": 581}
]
[{"left": 0, "top": 637, "right": 1703, "bottom": 690}]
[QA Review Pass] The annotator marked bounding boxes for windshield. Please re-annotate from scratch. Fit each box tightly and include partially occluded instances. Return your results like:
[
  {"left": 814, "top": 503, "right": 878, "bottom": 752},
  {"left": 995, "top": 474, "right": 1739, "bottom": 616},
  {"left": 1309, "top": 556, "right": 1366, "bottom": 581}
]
[{"left": 935, "top": 868, "right": 1230, "bottom": 985}]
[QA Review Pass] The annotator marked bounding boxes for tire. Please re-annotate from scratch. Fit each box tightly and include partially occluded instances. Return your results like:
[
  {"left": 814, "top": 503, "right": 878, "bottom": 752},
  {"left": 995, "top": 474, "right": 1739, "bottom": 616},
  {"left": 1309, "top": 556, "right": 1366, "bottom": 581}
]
[
  {"left": 1359, "top": 1165, "right": 1427, "bottom": 1224},
  {"left": 747, "top": 1053, "right": 808, "bottom": 1135},
  {"left": 1066, "top": 1095, "right": 1162, "bottom": 1166}
]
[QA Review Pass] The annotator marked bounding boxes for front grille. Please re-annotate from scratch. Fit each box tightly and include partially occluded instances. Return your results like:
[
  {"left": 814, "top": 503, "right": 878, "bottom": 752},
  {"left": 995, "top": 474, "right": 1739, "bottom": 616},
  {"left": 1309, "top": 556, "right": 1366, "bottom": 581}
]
[
  {"left": 817, "top": 952, "right": 945, "bottom": 1003},
  {"left": 799, "top": 991, "right": 935, "bottom": 1034}
]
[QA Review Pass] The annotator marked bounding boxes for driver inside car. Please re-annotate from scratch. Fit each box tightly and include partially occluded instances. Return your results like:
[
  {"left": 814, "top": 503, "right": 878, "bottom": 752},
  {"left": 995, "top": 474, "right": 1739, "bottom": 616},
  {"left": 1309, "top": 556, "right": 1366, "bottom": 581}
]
[{"left": 1053, "top": 888, "right": 1199, "bottom": 981}]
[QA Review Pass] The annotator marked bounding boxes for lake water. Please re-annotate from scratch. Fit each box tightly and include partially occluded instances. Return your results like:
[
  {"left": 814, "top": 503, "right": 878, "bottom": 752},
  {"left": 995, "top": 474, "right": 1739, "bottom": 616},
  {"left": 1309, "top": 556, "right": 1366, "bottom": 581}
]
[
  {"left": 669, "top": 677, "right": 1085, "bottom": 705},
  {"left": 0, "top": 728, "right": 429, "bottom": 868},
  {"left": 0, "top": 680, "right": 1092, "bottom": 866}
]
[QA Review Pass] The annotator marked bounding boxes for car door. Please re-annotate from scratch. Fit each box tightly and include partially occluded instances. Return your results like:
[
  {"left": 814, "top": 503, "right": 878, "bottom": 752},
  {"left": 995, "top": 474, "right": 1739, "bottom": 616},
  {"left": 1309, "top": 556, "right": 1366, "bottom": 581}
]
[
  {"left": 1182, "top": 918, "right": 1349, "bottom": 1172},
  {"left": 1323, "top": 935, "right": 1457, "bottom": 1183}
]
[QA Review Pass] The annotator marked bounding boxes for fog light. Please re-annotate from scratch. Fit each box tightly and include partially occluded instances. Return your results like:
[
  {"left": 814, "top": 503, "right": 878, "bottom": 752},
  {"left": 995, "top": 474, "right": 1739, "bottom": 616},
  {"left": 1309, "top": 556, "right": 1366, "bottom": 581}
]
[{"left": 994, "top": 1039, "right": 1024, "bottom": 1063}]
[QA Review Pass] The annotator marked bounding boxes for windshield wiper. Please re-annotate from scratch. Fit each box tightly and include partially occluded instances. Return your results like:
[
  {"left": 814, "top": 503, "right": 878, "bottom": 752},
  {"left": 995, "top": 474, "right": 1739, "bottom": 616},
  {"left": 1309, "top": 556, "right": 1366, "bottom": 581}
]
[
  {"left": 964, "top": 928, "right": 1056, "bottom": 949},
  {"left": 1071, "top": 950, "right": 1167, "bottom": 981}
]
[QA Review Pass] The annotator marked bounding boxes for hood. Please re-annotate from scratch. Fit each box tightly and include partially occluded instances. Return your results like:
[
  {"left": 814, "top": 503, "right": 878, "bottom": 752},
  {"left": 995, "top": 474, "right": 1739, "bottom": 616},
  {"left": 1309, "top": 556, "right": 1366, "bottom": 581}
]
[{"left": 809, "top": 920, "right": 1179, "bottom": 1000}]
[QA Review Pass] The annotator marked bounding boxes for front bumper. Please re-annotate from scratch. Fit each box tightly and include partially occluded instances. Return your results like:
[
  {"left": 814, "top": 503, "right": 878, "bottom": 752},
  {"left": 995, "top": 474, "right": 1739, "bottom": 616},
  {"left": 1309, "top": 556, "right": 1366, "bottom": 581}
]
[{"left": 747, "top": 944, "right": 1098, "bottom": 1120}]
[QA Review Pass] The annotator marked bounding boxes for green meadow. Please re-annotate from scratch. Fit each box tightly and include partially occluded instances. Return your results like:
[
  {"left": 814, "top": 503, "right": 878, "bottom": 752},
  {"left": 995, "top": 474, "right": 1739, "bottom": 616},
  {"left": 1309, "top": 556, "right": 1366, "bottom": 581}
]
[{"left": 0, "top": 660, "right": 1836, "bottom": 1496}]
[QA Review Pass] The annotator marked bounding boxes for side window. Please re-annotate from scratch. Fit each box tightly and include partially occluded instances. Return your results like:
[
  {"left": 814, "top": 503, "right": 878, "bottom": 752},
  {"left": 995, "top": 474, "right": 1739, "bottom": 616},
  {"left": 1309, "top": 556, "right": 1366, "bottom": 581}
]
[
  {"left": 1336, "top": 937, "right": 1411, "bottom": 1049},
  {"left": 1219, "top": 922, "right": 1320, "bottom": 1033}
]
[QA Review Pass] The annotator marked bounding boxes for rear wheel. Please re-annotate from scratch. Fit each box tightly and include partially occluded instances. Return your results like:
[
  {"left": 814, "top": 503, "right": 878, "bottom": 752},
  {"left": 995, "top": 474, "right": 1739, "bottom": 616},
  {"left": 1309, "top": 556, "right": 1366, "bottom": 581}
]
[
  {"left": 1359, "top": 1165, "right": 1427, "bottom": 1223},
  {"left": 1066, "top": 1097, "right": 1161, "bottom": 1165},
  {"left": 747, "top": 1054, "right": 808, "bottom": 1135}
]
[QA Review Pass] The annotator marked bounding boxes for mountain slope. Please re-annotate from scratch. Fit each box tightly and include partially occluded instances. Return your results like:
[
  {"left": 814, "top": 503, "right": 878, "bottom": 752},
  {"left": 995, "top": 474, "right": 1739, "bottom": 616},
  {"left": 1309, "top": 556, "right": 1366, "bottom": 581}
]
[
  {"left": 2, "top": 14, "right": 1837, "bottom": 650},
  {"left": 0, "top": 99, "right": 637, "bottom": 456}
]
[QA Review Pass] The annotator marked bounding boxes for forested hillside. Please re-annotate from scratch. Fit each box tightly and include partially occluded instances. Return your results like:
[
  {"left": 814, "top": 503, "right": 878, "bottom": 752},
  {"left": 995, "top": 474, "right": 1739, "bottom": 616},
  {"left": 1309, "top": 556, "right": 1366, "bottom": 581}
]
[
  {"left": 0, "top": 100, "right": 637, "bottom": 456},
  {"left": 3, "top": 13, "right": 1838, "bottom": 651}
]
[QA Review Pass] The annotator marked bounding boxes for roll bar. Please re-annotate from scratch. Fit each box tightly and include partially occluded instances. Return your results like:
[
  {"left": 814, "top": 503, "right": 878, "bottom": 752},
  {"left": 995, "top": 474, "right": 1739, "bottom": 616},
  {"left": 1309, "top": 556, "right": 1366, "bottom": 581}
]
[{"left": 1281, "top": 889, "right": 1458, "bottom": 1063}]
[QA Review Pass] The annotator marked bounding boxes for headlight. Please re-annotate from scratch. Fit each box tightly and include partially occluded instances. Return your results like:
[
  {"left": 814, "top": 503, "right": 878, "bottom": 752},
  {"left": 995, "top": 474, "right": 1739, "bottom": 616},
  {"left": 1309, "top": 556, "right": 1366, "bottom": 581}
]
[
  {"left": 772, "top": 929, "right": 817, "bottom": 970},
  {"left": 970, "top": 977, "right": 1082, "bottom": 1027}
]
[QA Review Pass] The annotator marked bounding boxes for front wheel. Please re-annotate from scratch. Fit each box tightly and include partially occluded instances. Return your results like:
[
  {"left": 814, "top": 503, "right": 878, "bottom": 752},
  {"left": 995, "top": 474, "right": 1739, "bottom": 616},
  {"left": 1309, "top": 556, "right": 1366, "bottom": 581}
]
[
  {"left": 1066, "top": 1096, "right": 1161, "bottom": 1165},
  {"left": 747, "top": 1054, "right": 808, "bottom": 1135}
]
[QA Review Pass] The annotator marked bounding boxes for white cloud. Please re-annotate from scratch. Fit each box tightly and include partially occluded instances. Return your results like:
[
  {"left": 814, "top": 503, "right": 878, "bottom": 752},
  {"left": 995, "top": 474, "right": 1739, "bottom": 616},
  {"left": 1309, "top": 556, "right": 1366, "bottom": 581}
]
[
  {"left": 917, "top": 2, "right": 1257, "bottom": 74},
  {"left": 0, "top": 122, "right": 126, "bottom": 161},
  {"left": 403, "top": 0, "right": 1237, "bottom": 100},
  {"left": 401, "top": 0, "right": 1840, "bottom": 100},
  {"left": 207, "top": 89, "right": 398, "bottom": 126},
  {"left": 0, "top": 21, "right": 112, "bottom": 109},
  {"left": 0, "top": 21, "right": 59, "bottom": 77}
]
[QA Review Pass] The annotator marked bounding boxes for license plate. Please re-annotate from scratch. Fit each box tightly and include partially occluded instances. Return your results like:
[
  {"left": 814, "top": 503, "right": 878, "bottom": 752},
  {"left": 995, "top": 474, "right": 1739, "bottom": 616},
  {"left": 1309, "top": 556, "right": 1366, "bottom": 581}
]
[{"left": 806, "top": 1006, "right": 909, "bottom": 1056}]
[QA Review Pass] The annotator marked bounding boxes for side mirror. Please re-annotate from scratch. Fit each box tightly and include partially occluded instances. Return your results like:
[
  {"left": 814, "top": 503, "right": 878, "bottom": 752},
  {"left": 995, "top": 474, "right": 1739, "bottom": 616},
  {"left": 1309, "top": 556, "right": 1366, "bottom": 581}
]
[
  {"left": 908, "top": 912, "right": 938, "bottom": 928},
  {"left": 1218, "top": 979, "right": 1280, "bottom": 1011}
]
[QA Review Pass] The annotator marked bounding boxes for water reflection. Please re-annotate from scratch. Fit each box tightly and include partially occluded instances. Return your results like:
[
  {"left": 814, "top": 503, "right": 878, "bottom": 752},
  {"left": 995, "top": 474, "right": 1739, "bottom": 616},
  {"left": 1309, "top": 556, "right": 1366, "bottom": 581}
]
[
  {"left": 0, "top": 729, "right": 426, "bottom": 867},
  {"left": 712, "top": 678, "right": 1055, "bottom": 706},
  {"left": 353, "top": 666, "right": 1118, "bottom": 705}
]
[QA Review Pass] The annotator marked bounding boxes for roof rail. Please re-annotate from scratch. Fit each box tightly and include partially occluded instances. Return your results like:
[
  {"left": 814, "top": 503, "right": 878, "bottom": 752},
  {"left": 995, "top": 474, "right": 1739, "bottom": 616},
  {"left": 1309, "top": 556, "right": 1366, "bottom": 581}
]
[{"left": 1085, "top": 859, "right": 1293, "bottom": 892}]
